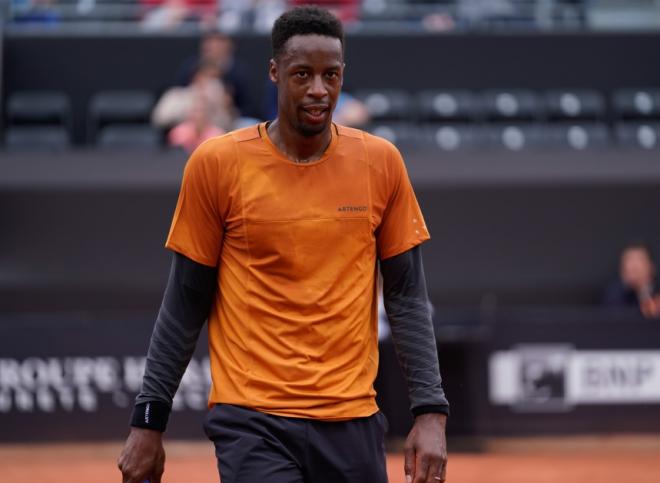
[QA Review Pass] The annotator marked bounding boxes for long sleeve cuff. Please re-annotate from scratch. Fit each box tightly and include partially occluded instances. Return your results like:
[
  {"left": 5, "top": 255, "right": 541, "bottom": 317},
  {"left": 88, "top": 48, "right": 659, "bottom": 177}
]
[
  {"left": 412, "top": 404, "right": 450, "bottom": 417},
  {"left": 130, "top": 401, "right": 171, "bottom": 432}
]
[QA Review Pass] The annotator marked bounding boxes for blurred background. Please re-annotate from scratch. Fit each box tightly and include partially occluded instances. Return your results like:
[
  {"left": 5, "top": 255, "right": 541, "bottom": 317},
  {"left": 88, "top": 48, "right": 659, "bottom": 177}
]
[{"left": 1, "top": 1, "right": 660, "bottom": 481}]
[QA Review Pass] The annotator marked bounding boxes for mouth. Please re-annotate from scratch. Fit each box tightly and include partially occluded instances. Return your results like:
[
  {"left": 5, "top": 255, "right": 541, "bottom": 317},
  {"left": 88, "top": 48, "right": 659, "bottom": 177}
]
[{"left": 301, "top": 105, "right": 329, "bottom": 123}]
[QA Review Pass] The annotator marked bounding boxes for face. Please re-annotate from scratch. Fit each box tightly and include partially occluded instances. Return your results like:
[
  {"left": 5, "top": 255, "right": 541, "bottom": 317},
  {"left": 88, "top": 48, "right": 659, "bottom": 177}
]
[
  {"left": 620, "top": 248, "right": 655, "bottom": 290},
  {"left": 202, "top": 36, "right": 232, "bottom": 65},
  {"left": 269, "top": 34, "right": 344, "bottom": 137}
]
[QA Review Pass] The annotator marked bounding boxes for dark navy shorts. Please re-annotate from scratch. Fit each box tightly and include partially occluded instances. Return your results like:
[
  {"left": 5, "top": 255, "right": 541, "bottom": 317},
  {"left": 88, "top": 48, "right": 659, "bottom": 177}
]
[{"left": 203, "top": 404, "right": 389, "bottom": 483}]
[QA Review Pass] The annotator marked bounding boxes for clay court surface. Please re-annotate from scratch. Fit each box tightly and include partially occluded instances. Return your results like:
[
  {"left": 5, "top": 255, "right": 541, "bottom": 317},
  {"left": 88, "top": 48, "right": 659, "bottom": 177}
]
[{"left": 1, "top": 436, "right": 659, "bottom": 483}]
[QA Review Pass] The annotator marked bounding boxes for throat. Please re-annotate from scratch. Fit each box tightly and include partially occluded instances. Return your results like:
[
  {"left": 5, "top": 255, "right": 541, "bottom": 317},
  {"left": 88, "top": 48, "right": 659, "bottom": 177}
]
[{"left": 267, "top": 119, "right": 333, "bottom": 163}]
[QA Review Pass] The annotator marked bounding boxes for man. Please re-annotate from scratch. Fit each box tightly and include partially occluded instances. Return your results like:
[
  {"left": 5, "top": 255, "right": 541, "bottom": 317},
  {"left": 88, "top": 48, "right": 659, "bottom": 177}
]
[
  {"left": 118, "top": 6, "right": 449, "bottom": 483},
  {"left": 603, "top": 241, "right": 659, "bottom": 318},
  {"left": 175, "top": 31, "right": 253, "bottom": 118}
]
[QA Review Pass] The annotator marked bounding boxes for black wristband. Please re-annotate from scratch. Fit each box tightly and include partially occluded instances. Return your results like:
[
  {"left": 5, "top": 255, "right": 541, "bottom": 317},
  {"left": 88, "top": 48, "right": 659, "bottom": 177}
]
[
  {"left": 130, "top": 401, "right": 171, "bottom": 432},
  {"left": 412, "top": 404, "right": 450, "bottom": 418}
]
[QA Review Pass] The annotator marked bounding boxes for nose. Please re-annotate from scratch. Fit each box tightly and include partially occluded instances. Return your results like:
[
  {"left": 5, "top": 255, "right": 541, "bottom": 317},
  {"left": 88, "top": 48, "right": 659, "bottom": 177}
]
[{"left": 308, "top": 74, "right": 328, "bottom": 99}]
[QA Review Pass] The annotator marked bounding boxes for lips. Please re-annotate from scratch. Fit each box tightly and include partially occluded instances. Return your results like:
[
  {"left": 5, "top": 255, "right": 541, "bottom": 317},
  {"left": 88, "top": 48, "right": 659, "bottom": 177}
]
[{"left": 301, "top": 105, "right": 329, "bottom": 123}]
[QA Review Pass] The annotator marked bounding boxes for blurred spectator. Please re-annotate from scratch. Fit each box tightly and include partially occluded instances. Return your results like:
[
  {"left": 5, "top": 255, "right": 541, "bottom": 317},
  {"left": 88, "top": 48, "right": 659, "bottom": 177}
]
[
  {"left": 603, "top": 241, "right": 660, "bottom": 318},
  {"left": 218, "top": 0, "right": 286, "bottom": 33},
  {"left": 152, "top": 61, "right": 235, "bottom": 131},
  {"left": 332, "top": 92, "right": 371, "bottom": 127},
  {"left": 175, "top": 31, "right": 256, "bottom": 119},
  {"left": 290, "top": 0, "right": 360, "bottom": 24},
  {"left": 141, "top": 0, "right": 217, "bottom": 31},
  {"left": 12, "top": 0, "right": 59, "bottom": 25},
  {"left": 168, "top": 95, "right": 225, "bottom": 152}
]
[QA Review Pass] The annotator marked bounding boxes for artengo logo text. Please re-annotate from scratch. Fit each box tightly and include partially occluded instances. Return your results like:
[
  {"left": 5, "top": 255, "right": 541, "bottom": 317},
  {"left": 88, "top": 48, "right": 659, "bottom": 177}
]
[
  {"left": 489, "top": 346, "right": 660, "bottom": 411},
  {"left": 0, "top": 357, "right": 211, "bottom": 413},
  {"left": 337, "top": 205, "right": 368, "bottom": 212}
]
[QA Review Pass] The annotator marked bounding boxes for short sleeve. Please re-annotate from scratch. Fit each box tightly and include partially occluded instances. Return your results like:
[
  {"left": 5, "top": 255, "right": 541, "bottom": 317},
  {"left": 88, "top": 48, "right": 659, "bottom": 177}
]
[
  {"left": 165, "top": 145, "right": 223, "bottom": 267},
  {"left": 377, "top": 146, "right": 430, "bottom": 260}
]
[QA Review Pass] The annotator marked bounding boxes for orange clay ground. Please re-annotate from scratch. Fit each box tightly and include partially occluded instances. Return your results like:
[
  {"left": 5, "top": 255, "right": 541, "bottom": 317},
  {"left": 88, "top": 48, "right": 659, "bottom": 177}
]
[{"left": 1, "top": 435, "right": 659, "bottom": 483}]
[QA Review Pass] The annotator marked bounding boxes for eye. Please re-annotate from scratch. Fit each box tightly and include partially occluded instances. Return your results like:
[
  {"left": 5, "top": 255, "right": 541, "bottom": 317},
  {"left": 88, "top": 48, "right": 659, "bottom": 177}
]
[
  {"left": 295, "top": 71, "right": 308, "bottom": 79},
  {"left": 326, "top": 71, "right": 339, "bottom": 80}
]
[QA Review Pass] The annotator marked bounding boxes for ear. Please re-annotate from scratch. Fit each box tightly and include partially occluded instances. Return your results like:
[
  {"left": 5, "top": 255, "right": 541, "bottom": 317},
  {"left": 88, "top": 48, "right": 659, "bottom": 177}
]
[
  {"left": 340, "top": 62, "right": 346, "bottom": 87},
  {"left": 268, "top": 59, "right": 278, "bottom": 84}
]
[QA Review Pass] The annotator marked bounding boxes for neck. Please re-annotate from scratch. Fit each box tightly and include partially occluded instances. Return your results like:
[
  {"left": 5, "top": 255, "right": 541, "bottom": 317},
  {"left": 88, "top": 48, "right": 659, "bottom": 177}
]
[{"left": 267, "top": 118, "right": 332, "bottom": 163}]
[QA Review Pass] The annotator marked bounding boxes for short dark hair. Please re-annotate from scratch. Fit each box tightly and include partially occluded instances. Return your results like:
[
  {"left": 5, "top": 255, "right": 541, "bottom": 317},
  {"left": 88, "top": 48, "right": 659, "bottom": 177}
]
[
  {"left": 622, "top": 240, "right": 655, "bottom": 262},
  {"left": 271, "top": 6, "right": 344, "bottom": 59}
]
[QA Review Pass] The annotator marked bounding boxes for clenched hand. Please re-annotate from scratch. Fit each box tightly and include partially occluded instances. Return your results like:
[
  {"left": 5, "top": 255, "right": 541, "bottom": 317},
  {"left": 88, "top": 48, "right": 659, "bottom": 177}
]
[{"left": 118, "top": 427, "right": 165, "bottom": 483}]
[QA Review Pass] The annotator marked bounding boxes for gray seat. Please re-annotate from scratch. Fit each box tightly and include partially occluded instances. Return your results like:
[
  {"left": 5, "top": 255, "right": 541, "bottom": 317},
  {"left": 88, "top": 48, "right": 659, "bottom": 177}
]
[
  {"left": 7, "top": 91, "right": 71, "bottom": 125},
  {"left": 88, "top": 90, "right": 155, "bottom": 142},
  {"left": 354, "top": 89, "right": 413, "bottom": 121},
  {"left": 364, "top": 122, "right": 419, "bottom": 148},
  {"left": 482, "top": 89, "right": 542, "bottom": 121},
  {"left": 612, "top": 88, "right": 660, "bottom": 119},
  {"left": 483, "top": 123, "right": 546, "bottom": 151},
  {"left": 5, "top": 126, "right": 70, "bottom": 150},
  {"left": 615, "top": 122, "right": 660, "bottom": 150},
  {"left": 544, "top": 89, "right": 606, "bottom": 121},
  {"left": 417, "top": 90, "right": 480, "bottom": 122},
  {"left": 421, "top": 124, "right": 487, "bottom": 151},
  {"left": 548, "top": 123, "right": 610, "bottom": 150},
  {"left": 97, "top": 124, "right": 160, "bottom": 150}
]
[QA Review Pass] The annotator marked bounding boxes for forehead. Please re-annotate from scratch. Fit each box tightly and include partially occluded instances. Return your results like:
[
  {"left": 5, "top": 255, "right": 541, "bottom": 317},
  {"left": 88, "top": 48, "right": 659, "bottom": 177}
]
[
  {"left": 280, "top": 34, "right": 343, "bottom": 65},
  {"left": 623, "top": 248, "right": 650, "bottom": 262}
]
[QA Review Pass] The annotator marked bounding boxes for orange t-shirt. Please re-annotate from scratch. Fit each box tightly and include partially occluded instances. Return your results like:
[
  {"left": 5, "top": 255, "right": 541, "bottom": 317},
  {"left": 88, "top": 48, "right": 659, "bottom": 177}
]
[{"left": 166, "top": 122, "right": 430, "bottom": 420}]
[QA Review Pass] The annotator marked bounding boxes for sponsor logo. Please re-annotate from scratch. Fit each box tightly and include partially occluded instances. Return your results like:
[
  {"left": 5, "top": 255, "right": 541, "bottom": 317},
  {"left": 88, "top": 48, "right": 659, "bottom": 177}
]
[
  {"left": 337, "top": 205, "right": 368, "bottom": 213},
  {"left": 489, "top": 346, "right": 660, "bottom": 412}
]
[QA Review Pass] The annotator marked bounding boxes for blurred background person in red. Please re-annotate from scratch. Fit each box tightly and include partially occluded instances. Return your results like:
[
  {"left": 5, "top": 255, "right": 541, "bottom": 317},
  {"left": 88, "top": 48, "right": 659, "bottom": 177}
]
[{"left": 168, "top": 95, "right": 225, "bottom": 152}]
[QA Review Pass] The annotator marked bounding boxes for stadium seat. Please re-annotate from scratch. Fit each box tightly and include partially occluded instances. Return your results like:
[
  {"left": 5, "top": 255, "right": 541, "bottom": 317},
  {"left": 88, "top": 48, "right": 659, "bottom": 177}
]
[
  {"left": 417, "top": 90, "right": 480, "bottom": 122},
  {"left": 482, "top": 89, "right": 542, "bottom": 121},
  {"left": 5, "top": 125, "right": 70, "bottom": 150},
  {"left": 544, "top": 89, "right": 606, "bottom": 120},
  {"left": 421, "top": 124, "right": 487, "bottom": 151},
  {"left": 87, "top": 90, "right": 155, "bottom": 142},
  {"left": 612, "top": 88, "right": 660, "bottom": 119},
  {"left": 615, "top": 122, "right": 660, "bottom": 150},
  {"left": 364, "top": 122, "right": 419, "bottom": 148},
  {"left": 97, "top": 124, "right": 160, "bottom": 150},
  {"left": 484, "top": 124, "right": 545, "bottom": 151},
  {"left": 549, "top": 123, "right": 610, "bottom": 150},
  {"left": 6, "top": 91, "right": 71, "bottom": 126},
  {"left": 354, "top": 89, "right": 413, "bottom": 121}
]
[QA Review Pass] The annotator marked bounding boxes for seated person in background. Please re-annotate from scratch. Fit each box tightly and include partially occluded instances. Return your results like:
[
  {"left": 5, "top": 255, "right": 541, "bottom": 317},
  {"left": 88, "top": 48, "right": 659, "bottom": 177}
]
[
  {"left": 176, "top": 31, "right": 255, "bottom": 119},
  {"left": 152, "top": 61, "right": 235, "bottom": 132},
  {"left": 332, "top": 92, "right": 371, "bottom": 127},
  {"left": 602, "top": 241, "right": 660, "bottom": 318},
  {"left": 168, "top": 95, "right": 224, "bottom": 153}
]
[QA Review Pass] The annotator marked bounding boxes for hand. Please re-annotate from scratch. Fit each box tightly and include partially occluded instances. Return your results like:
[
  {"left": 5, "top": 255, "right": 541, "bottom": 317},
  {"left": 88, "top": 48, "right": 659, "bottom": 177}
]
[
  {"left": 118, "top": 427, "right": 165, "bottom": 483},
  {"left": 641, "top": 295, "right": 660, "bottom": 318},
  {"left": 404, "top": 413, "right": 448, "bottom": 483}
]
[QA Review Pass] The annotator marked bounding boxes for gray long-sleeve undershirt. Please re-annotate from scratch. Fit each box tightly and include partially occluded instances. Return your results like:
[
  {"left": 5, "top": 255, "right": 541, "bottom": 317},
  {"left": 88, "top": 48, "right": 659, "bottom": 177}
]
[
  {"left": 132, "top": 246, "right": 448, "bottom": 431},
  {"left": 380, "top": 245, "right": 449, "bottom": 415}
]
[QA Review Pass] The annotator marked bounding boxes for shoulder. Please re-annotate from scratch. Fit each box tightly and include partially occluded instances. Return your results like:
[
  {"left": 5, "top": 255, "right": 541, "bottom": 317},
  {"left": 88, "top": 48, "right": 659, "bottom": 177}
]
[
  {"left": 336, "top": 124, "right": 403, "bottom": 165},
  {"left": 190, "top": 124, "right": 260, "bottom": 161}
]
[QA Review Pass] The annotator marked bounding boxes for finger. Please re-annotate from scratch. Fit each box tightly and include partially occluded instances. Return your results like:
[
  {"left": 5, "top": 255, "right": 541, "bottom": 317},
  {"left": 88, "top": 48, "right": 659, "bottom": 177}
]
[
  {"left": 440, "top": 457, "right": 448, "bottom": 481},
  {"left": 424, "top": 458, "right": 442, "bottom": 483},
  {"left": 414, "top": 452, "right": 430, "bottom": 483},
  {"left": 404, "top": 446, "right": 415, "bottom": 483}
]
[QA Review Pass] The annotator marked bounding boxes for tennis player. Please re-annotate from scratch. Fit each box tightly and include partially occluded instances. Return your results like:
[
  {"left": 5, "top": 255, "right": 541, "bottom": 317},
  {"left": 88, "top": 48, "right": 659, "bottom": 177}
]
[{"left": 118, "top": 6, "right": 449, "bottom": 483}]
